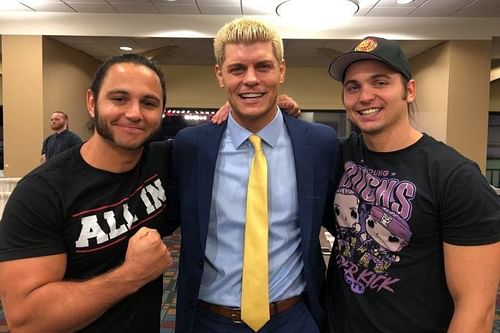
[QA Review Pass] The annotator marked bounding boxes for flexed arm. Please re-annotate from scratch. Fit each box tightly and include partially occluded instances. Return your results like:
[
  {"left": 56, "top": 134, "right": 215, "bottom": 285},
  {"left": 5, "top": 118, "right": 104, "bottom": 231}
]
[{"left": 0, "top": 227, "right": 172, "bottom": 333}]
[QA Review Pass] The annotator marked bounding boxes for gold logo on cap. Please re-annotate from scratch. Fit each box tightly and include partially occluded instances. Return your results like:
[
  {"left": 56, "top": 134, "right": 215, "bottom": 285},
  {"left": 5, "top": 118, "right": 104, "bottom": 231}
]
[{"left": 355, "top": 38, "right": 378, "bottom": 52}]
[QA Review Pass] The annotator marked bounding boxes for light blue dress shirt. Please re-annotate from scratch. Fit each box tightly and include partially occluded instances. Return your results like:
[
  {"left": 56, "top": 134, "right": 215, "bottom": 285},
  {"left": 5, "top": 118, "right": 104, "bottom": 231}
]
[{"left": 198, "top": 108, "right": 306, "bottom": 306}]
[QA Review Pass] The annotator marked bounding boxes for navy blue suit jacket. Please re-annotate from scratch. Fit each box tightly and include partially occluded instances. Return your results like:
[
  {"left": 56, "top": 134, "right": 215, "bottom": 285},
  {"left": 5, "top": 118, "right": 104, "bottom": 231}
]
[{"left": 172, "top": 113, "right": 340, "bottom": 332}]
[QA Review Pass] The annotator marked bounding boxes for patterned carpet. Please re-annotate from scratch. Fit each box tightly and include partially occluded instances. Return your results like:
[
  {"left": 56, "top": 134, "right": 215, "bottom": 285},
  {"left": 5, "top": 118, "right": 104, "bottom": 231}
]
[
  {"left": 0, "top": 230, "right": 499, "bottom": 332},
  {"left": 160, "top": 230, "right": 180, "bottom": 333}
]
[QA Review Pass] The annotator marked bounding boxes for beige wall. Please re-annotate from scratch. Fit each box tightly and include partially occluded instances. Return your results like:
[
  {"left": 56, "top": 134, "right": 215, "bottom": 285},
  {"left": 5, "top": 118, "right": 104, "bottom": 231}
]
[
  {"left": 2, "top": 35, "right": 44, "bottom": 177},
  {"left": 2, "top": 38, "right": 500, "bottom": 176},
  {"left": 162, "top": 64, "right": 343, "bottom": 110},
  {"left": 411, "top": 42, "right": 450, "bottom": 141},
  {"left": 43, "top": 37, "right": 99, "bottom": 141},
  {"left": 411, "top": 40, "right": 490, "bottom": 171},
  {"left": 162, "top": 65, "right": 224, "bottom": 108},
  {"left": 282, "top": 67, "right": 343, "bottom": 110},
  {"left": 491, "top": 79, "right": 500, "bottom": 111},
  {"left": 2, "top": 36, "right": 99, "bottom": 177},
  {"left": 446, "top": 40, "right": 490, "bottom": 171}
]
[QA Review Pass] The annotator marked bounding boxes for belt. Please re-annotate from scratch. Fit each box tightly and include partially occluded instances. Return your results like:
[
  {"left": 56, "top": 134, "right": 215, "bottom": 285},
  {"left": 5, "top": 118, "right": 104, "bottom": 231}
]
[{"left": 198, "top": 294, "right": 305, "bottom": 324}]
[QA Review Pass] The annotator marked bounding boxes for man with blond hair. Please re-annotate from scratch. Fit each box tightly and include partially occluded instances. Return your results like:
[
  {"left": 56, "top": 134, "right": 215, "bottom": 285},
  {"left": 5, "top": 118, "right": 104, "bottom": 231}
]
[{"left": 173, "top": 18, "right": 340, "bottom": 332}]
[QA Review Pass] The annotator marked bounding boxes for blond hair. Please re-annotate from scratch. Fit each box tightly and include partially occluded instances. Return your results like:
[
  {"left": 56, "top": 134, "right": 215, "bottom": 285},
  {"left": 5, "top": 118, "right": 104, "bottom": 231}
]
[{"left": 213, "top": 18, "right": 284, "bottom": 65}]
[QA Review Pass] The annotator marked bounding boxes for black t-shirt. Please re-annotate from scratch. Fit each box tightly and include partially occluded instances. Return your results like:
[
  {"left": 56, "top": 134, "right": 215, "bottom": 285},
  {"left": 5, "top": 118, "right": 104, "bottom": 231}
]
[
  {"left": 0, "top": 141, "right": 177, "bottom": 332},
  {"left": 327, "top": 133, "right": 500, "bottom": 333}
]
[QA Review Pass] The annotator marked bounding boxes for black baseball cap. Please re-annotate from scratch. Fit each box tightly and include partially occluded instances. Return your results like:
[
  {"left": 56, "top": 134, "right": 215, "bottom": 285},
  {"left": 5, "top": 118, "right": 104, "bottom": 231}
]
[{"left": 328, "top": 36, "right": 412, "bottom": 82}]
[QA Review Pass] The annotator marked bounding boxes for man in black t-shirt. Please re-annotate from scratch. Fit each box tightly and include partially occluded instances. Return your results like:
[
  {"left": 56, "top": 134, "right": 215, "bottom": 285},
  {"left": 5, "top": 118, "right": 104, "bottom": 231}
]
[
  {"left": 0, "top": 54, "right": 176, "bottom": 332},
  {"left": 326, "top": 37, "right": 500, "bottom": 333}
]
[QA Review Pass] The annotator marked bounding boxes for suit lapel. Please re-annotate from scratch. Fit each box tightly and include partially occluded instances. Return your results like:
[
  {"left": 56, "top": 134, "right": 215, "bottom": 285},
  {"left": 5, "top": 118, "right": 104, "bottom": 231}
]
[
  {"left": 196, "top": 122, "right": 227, "bottom": 249},
  {"left": 284, "top": 116, "right": 315, "bottom": 257}
]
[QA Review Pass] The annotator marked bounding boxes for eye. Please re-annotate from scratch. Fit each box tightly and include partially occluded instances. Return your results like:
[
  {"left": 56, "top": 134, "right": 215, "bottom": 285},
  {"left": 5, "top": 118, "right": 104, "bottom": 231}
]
[
  {"left": 350, "top": 209, "right": 358, "bottom": 219},
  {"left": 142, "top": 99, "right": 159, "bottom": 109},
  {"left": 256, "top": 62, "right": 273, "bottom": 71},
  {"left": 344, "top": 84, "right": 359, "bottom": 94},
  {"left": 111, "top": 96, "right": 127, "bottom": 103},
  {"left": 374, "top": 80, "right": 388, "bottom": 87},
  {"left": 388, "top": 236, "right": 400, "bottom": 243},
  {"left": 334, "top": 206, "right": 340, "bottom": 216},
  {"left": 228, "top": 66, "right": 245, "bottom": 75},
  {"left": 367, "top": 217, "right": 374, "bottom": 228}
]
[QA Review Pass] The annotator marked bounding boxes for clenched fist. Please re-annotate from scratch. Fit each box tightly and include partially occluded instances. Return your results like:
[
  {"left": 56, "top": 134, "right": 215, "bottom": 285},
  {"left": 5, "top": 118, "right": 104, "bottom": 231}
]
[{"left": 123, "top": 227, "right": 173, "bottom": 289}]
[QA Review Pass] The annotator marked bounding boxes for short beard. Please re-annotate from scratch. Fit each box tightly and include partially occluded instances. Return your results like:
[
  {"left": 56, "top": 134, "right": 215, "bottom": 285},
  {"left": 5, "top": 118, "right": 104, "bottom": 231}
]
[{"left": 93, "top": 105, "right": 160, "bottom": 149}]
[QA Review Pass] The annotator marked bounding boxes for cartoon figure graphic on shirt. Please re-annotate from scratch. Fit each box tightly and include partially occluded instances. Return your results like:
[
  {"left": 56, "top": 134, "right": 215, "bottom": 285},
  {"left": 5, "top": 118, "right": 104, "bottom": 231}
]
[
  {"left": 334, "top": 188, "right": 361, "bottom": 257},
  {"left": 356, "top": 205, "right": 412, "bottom": 274},
  {"left": 335, "top": 161, "right": 417, "bottom": 294}
]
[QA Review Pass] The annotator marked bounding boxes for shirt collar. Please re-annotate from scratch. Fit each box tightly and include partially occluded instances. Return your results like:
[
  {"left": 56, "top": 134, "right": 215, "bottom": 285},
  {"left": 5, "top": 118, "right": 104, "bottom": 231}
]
[
  {"left": 56, "top": 129, "right": 68, "bottom": 135},
  {"left": 227, "top": 107, "right": 284, "bottom": 149}
]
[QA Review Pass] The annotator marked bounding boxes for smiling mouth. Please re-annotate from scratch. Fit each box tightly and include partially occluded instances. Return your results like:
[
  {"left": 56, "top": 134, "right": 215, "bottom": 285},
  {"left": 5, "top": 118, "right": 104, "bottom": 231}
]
[
  {"left": 357, "top": 107, "right": 382, "bottom": 116},
  {"left": 119, "top": 125, "right": 144, "bottom": 132},
  {"left": 239, "top": 92, "right": 265, "bottom": 99}
]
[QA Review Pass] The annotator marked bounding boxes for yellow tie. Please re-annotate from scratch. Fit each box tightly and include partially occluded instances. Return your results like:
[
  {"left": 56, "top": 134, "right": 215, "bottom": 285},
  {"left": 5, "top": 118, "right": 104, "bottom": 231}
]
[{"left": 241, "top": 134, "right": 270, "bottom": 332}]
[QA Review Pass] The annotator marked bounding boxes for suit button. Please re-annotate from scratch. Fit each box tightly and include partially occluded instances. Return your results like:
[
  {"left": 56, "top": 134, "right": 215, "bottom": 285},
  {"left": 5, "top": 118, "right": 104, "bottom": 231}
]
[{"left": 198, "top": 260, "right": 203, "bottom": 268}]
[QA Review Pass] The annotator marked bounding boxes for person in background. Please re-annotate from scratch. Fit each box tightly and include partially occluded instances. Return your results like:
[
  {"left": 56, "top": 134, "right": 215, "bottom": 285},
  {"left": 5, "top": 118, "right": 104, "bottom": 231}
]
[
  {"left": 0, "top": 54, "right": 176, "bottom": 333},
  {"left": 173, "top": 17, "right": 340, "bottom": 333},
  {"left": 40, "top": 111, "right": 82, "bottom": 163}
]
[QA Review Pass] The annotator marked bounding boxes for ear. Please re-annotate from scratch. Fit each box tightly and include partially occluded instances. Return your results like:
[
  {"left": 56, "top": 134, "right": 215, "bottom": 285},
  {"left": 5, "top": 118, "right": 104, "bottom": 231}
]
[
  {"left": 215, "top": 64, "right": 224, "bottom": 88},
  {"left": 279, "top": 59, "right": 286, "bottom": 84},
  {"left": 406, "top": 79, "right": 416, "bottom": 103},
  {"left": 86, "top": 89, "right": 96, "bottom": 118}
]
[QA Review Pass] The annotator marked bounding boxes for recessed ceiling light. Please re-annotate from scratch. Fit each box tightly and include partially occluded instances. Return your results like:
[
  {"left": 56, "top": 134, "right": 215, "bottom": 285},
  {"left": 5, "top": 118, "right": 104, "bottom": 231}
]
[
  {"left": 395, "top": 0, "right": 415, "bottom": 4},
  {"left": 120, "top": 46, "right": 133, "bottom": 51}
]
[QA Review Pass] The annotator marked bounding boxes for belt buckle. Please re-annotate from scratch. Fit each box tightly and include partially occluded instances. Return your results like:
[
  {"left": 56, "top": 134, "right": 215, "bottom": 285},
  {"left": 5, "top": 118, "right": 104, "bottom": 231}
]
[{"left": 231, "top": 310, "right": 242, "bottom": 324}]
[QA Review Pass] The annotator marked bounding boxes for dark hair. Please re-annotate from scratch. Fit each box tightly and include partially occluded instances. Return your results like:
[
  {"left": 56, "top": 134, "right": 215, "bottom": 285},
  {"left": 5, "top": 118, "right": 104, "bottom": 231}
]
[
  {"left": 89, "top": 53, "right": 167, "bottom": 108},
  {"left": 401, "top": 76, "right": 417, "bottom": 120}
]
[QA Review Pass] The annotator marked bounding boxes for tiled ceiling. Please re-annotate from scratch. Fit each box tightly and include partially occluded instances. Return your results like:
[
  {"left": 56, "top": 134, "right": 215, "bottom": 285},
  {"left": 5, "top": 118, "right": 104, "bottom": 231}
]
[
  {"left": 5, "top": 0, "right": 499, "bottom": 16},
  {"left": 49, "top": 36, "right": 447, "bottom": 68},
  {"left": 1, "top": 0, "right": 500, "bottom": 67}
]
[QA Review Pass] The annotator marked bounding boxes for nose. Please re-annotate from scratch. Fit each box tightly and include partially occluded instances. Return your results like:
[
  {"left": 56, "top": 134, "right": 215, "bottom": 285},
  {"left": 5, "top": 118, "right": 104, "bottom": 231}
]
[
  {"left": 243, "top": 67, "right": 258, "bottom": 85},
  {"left": 358, "top": 86, "right": 375, "bottom": 103},
  {"left": 125, "top": 101, "right": 142, "bottom": 121}
]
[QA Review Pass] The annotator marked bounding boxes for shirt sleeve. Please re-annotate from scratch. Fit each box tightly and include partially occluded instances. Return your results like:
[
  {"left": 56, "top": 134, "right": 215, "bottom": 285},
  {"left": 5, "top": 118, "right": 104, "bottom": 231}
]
[
  {"left": 0, "top": 175, "right": 67, "bottom": 261},
  {"left": 41, "top": 137, "right": 48, "bottom": 154},
  {"left": 440, "top": 161, "right": 500, "bottom": 246},
  {"left": 71, "top": 133, "right": 83, "bottom": 145}
]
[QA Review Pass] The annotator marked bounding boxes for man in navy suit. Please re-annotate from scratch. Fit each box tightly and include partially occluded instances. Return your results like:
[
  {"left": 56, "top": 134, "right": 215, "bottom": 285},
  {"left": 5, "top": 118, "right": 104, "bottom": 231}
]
[{"left": 172, "top": 18, "right": 341, "bottom": 332}]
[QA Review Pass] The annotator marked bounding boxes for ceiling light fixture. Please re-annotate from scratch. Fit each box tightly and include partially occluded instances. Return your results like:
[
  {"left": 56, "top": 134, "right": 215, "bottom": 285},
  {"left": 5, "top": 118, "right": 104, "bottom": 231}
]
[
  {"left": 120, "top": 46, "right": 133, "bottom": 51},
  {"left": 276, "top": 0, "right": 359, "bottom": 30},
  {"left": 395, "top": 0, "right": 415, "bottom": 4}
]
